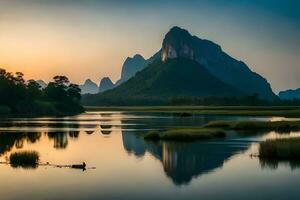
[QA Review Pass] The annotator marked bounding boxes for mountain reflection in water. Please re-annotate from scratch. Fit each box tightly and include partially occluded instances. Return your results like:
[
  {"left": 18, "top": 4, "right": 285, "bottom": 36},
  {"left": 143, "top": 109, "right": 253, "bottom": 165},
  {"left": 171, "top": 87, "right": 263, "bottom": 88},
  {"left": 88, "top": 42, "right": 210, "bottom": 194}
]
[{"left": 122, "top": 131, "right": 251, "bottom": 185}]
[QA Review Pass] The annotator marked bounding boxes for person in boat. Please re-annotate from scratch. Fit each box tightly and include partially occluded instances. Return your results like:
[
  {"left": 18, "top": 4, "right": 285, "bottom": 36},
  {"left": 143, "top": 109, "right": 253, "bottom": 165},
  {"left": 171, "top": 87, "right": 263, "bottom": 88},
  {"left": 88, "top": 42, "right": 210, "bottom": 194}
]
[{"left": 71, "top": 162, "right": 86, "bottom": 169}]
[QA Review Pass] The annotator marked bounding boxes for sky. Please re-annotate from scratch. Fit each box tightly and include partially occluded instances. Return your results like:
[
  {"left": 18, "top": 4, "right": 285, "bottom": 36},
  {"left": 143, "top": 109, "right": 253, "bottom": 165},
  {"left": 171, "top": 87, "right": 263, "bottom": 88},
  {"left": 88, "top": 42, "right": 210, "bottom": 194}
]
[{"left": 0, "top": 0, "right": 299, "bottom": 93}]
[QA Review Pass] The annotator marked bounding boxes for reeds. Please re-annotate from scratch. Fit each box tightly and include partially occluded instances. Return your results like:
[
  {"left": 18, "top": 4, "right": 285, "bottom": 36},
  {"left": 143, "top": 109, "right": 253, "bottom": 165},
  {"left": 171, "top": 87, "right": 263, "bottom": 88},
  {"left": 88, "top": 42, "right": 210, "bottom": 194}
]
[
  {"left": 9, "top": 151, "right": 39, "bottom": 168},
  {"left": 144, "top": 128, "right": 225, "bottom": 141},
  {"left": 259, "top": 137, "right": 300, "bottom": 159}
]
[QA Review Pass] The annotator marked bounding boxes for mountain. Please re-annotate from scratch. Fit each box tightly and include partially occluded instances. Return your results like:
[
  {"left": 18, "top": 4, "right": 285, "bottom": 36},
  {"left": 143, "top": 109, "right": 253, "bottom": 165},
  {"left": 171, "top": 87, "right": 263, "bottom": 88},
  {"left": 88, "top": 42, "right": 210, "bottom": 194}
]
[
  {"left": 115, "top": 54, "right": 148, "bottom": 85},
  {"left": 99, "top": 77, "right": 115, "bottom": 93},
  {"left": 79, "top": 79, "right": 99, "bottom": 94},
  {"left": 83, "top": 58, "right": 244, "bottom": 105},
  {"left": 82, "top": 26, "right": 276, "bottom": 105},
  {"left": 36, "top": 80, "right": 47, "bottom": 89},
  {"left": 112, "top": 50, "right": 162, "bottom": 87},
  {"left": 161, "top": 26, "right": 276, "bottom": 100},
  {"left": 279, "top": 88, "right": 300, "bottom": 100}
]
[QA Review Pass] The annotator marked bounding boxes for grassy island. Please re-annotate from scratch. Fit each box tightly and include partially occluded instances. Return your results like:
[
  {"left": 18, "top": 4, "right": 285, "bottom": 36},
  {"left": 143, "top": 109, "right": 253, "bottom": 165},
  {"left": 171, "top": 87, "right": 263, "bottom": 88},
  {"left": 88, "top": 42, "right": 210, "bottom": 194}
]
[
  {"left": 144, "top": 120, "right": 300, "bottom": 141},
  {"left": 144, "top": 128, "right": 225, "bottom": 141},
  {"left": 204, "top": 120, "right": 300, "bottom": 132}
]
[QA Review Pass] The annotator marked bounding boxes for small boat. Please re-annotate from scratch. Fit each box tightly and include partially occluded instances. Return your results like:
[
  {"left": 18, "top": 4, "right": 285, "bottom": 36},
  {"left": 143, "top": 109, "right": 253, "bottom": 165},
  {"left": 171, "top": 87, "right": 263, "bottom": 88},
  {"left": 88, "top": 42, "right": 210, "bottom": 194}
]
[{"left": 71, "top": 162, "right": 86, "bottom": 169}]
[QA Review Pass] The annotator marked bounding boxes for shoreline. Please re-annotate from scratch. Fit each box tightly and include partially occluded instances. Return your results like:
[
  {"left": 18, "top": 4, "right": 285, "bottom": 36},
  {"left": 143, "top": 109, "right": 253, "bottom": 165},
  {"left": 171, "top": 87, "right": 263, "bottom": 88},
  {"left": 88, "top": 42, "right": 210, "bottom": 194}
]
[{"left": 85, "top": 106, "right": 300, "bottom": 118}]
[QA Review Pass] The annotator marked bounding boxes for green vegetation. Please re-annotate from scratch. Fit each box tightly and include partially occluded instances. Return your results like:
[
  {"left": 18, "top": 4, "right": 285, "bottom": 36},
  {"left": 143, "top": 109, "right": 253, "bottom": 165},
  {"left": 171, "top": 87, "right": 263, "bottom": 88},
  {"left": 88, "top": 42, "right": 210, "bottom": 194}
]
[
  {"left": 0, "top": 69, "right": 84, "bottom": 116},
  {"left": 82, "top": 58, "right": 245, "bottom": 106},
  {"left": 0, "top": 105, "right": 11, "bottom": 115},
  {"left": 144, "top": 120, "right": 300, "bottom": 142},
  {"left": 259, "top": 138, "right": 300, "bottom": 159},
  {"left": 9, "top": 151, "right": 39, "bottom": 168},
  {"left": 173, "top": 112, "right": 193, "bottom": 117},
  {"left": 85, "top": 106, "right": 300, "bottom": 117},
  {"left": 204, "top": 120, "right": 300, "bottom": 132},
  {"left": 144, "top": 128, "right": 225, "bottom": 141}
]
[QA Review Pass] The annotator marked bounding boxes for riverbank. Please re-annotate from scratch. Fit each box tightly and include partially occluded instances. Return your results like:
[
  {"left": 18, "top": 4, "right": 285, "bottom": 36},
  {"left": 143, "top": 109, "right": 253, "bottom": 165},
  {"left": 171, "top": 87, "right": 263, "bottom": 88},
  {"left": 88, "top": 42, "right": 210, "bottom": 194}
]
[{"left": 85, "top": 106, "right": 300, "bottom": 118}]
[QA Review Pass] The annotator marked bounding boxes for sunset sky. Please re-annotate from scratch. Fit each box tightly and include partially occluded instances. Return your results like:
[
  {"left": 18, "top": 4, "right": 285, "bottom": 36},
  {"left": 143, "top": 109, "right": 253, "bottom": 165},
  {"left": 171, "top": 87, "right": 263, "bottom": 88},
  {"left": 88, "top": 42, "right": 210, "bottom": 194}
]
[{"left": 0, "top": 0, "right": 299, "bottom": 92}]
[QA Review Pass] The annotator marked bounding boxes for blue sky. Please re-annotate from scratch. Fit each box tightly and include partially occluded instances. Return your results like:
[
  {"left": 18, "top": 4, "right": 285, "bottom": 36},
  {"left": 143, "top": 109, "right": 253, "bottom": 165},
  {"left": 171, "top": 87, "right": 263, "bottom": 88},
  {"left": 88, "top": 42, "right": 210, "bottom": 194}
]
[{"left": 0, "top": 0, "right": 299, "bottom": 92}]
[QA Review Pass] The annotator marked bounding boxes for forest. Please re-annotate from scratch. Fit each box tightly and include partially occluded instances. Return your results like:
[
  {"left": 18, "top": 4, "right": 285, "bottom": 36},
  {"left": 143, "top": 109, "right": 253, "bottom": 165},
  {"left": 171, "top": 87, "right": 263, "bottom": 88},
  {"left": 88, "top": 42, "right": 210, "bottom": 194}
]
[{"left": 0, "top": 68, "right": 84, "bottom": 116}]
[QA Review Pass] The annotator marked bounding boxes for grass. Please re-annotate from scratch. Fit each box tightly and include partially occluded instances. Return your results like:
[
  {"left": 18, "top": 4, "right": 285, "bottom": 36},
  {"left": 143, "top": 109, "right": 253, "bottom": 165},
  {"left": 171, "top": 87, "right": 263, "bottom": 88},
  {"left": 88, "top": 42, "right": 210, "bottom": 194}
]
[
  {"left": 259, "top": 137, "right": 300, "bottom": 159},
  {"left": 85, "top": 106, "right": 300, "bottom": 118},
  {"left": 204, "top": 120, "right": 300, "bottom": 132},
  {"left": 144, "top": 128, "right": 225, "bottom": 141},
  {"left": 9, "top": 151, "right": 39, "bottom": 168},
  {"left": 144, "top": 120, "right": 300, "bottom": 142}
]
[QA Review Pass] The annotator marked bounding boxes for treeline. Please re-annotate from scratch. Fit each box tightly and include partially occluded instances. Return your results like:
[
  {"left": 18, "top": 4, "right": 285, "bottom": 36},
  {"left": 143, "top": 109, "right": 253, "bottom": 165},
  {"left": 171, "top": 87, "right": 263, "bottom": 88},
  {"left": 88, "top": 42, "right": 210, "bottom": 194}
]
[
  {"left": 0, "top": 68, "right": 84, "bottom": 116},
  {"left": 82, "top": 93, "right": 300, "bottom": 106},
  {"left": 170, "top": 95, "right": 300, "bottom": 106}
]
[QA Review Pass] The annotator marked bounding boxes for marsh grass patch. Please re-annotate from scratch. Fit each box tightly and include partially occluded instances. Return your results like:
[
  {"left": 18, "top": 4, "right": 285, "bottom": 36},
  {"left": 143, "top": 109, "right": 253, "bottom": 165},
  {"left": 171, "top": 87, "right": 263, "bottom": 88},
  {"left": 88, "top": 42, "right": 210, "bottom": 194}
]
[{"left": 9, "top": 151, "right": 39, "bottom": 169}]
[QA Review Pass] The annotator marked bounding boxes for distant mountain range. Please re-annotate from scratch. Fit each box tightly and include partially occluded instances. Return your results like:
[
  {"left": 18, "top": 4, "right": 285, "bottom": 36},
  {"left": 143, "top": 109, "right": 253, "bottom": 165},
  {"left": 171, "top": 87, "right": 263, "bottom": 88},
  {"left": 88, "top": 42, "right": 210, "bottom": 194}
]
[
  {"left": 36, "top": 77, "right": 116, "bottom": 95},
  {"left": 82, "top": 26, "right": 277, "bottom": 105},
  {"left": 97, "top": 51, "right": 161, "bottom": 92},
  {"left": 279, "top": 88, "right": 300, "bottom": 100},
  {"left": 115, "top": 54, "right": 148, "bottom": 85},
  {"left": 79, "top": 79, "right": 99, "bottom": 94},
  {"left": 99, "top": 77, "right": 114, "bottom": 93}
]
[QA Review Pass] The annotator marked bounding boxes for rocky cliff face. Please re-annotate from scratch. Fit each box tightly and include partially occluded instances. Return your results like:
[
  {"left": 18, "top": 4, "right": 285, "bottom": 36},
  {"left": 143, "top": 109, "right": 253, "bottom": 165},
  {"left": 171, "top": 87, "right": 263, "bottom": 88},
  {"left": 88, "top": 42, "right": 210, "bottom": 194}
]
[
  {"left": 79, "top": 79, "right": 99, "bottom": 94},
  {"left": 99, "top": 77, "right": 114, "bottom": 93},
  {"left": 160, "top": 26, "right": 276, "bottom": 100},
  {"left": 162, "top": 27, "right": 194, "bottom": 61}
]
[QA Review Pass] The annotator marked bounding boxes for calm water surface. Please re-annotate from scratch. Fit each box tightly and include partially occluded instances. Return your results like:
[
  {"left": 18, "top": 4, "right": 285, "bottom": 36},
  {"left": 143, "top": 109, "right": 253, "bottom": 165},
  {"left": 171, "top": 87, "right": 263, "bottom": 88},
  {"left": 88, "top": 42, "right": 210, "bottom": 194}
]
[{"left": 0, "top": 112, "right": 299, "bottom": 200}]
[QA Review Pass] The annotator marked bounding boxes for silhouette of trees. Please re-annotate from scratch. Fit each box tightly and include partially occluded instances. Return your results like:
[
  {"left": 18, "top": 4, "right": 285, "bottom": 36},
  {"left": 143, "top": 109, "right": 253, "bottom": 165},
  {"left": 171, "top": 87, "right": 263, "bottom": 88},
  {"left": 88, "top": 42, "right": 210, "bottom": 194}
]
[{"left": 0, "top": 68, "right": 83, "bottom": 115}]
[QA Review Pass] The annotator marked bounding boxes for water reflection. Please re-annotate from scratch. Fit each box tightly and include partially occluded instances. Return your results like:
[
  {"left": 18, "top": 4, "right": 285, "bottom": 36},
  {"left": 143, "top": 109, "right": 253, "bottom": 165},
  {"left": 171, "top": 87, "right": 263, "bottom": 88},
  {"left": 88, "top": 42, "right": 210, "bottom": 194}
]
[
  {"left": 101, "top": 130, "right": 112, "bottom": 135},
  {"left": 259, "top": 158, "right": 300, "bottom": 170},
  {"left": 0, "top": 132, "right": 41, "bottom": 155},
  {"left": 9, "top": 150, "right": 40, "bottom": 170},
  {"left": 0, "top": 112, "right": 299, "bottom": 186},
  {"left": 122, "top": 131, "right": 251, "bottom": 185},
  {"left": 47, "top": 132, "right": 69, "bottom": 149},
  {"left": 85, "top": 130, "right": 94, "bottom": 134},
  {"left": 122, "top": 132, "right": 147, "bottom": 157}
]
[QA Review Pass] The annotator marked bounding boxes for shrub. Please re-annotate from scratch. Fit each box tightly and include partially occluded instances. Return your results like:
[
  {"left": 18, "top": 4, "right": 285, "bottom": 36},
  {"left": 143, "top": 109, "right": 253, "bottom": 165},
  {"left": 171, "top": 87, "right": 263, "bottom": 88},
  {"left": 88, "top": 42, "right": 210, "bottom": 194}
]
[{"left": 9, "top": 151, "right": 39, "bottom": 169}]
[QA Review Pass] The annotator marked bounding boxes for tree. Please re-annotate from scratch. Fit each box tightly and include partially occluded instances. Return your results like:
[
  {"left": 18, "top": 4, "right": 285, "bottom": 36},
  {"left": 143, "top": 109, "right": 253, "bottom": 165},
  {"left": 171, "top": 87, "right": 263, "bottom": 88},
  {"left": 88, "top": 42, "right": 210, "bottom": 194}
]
[
  {"left": 67, "top": 84, "right": 81, "bottom": 102},
  {"left": 27, "top": 79, "right": 42, "bottom": 100},
  {"left": 53, "top": 76, "right": 69, "bottom": 88},
  {"left": 15, "top": 72, "right": 25, "bottom": 85},
  {"left": 44, "top": 76, "right": 69, "bottom": 101}
]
